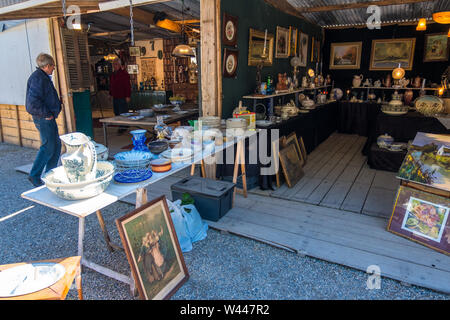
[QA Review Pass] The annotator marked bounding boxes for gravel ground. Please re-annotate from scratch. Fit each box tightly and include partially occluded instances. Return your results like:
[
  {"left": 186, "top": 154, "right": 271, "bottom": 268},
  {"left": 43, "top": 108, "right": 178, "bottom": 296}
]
[{"left": 0, "top": 142, "right": 449, "bottom": 300}]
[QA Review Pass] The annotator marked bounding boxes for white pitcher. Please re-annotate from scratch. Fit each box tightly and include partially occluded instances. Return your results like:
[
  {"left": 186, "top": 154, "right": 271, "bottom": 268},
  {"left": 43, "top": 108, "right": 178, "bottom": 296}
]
[
  {"left": 353, "top": 74, "right": 364, "bottom": 88},
  {"left": 60, "top": 132, "right": 97, "bottom": 183}
]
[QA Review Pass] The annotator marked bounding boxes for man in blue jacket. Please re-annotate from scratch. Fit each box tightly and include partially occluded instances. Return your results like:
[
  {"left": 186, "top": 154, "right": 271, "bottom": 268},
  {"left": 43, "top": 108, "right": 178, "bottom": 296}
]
[{"left": 25, "top": 53, "right": 62, "bottom": 187}]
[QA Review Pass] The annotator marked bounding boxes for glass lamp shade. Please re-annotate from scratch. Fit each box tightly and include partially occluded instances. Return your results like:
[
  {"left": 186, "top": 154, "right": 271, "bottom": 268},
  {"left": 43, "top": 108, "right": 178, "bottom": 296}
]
[
  {"left": 392, "top": 67, "right": 405, "bottom": 80},
  {"left": 416, "top": 18, "right": 427, "bottom": 31},
  {"left": 308, "top": 69, "right": 315, "bottom": 77},
  {"left": 172, "top": 44, "right": 195, "bottom": 57},
  {"left": 433, "top": 11, "right": 450, "bottom": 24}
]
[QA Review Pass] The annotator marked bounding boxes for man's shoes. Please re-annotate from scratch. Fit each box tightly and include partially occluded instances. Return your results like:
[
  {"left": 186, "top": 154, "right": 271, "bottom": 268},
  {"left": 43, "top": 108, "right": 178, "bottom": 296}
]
[{"left": 28, "top": 176, "right": 44, "bottom": 187}]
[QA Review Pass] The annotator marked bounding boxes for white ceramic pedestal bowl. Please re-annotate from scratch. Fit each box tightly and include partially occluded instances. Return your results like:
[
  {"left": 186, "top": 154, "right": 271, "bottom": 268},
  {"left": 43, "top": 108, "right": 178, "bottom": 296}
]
[{"left": 42, "top": 161, "right": 115, "bottom": 200}]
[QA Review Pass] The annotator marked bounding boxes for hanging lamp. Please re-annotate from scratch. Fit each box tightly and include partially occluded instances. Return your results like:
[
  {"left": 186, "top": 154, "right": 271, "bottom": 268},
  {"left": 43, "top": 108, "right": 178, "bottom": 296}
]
[
  {"left": 433, "top": 11, "right": 450, "bottom": 24},
  {"left": 416, "top": 18, "right": 427, "bottom": 31},
  {"left": 172, "top": 0, "right": 195, "bottom": 57}
]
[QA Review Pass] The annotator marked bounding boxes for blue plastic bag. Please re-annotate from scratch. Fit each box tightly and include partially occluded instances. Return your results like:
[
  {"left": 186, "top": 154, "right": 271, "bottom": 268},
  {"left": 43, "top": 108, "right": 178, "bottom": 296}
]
[
  {"left": 180, "top": 203, "right": 208, "bottom": 243},
  {"left": 167, "top": 200, "right": 192, "bottom": 252}
]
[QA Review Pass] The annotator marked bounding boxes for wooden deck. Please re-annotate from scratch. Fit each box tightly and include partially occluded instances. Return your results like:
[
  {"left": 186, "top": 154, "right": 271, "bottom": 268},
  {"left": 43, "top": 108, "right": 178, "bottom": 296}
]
[{"left": 119, "top": 133, "right": 450, "bottom": 294}]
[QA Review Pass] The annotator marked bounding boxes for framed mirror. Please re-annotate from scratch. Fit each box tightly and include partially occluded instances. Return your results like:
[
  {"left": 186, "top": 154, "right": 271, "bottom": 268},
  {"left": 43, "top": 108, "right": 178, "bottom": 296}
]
[{"left": 248, "top": 28, "right": 274, "bottom": 66}]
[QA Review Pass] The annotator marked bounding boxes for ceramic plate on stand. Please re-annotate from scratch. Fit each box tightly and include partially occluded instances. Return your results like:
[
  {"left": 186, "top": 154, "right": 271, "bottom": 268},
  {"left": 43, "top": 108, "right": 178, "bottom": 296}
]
[{"left": 382, "top": 110, "right": 408, "bottom": 116}]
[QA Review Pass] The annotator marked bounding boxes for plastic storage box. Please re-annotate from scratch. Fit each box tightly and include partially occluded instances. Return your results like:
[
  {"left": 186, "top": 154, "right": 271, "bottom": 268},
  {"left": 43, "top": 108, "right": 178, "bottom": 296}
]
[{"left": 171, "top": 177, "right": 236, "bottom": 222}]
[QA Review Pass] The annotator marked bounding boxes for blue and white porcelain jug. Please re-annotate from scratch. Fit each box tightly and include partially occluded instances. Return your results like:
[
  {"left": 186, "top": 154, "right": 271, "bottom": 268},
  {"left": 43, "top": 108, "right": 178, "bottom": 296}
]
[{"left": 60, "top": 132, "right": 97, "bottom": 183}]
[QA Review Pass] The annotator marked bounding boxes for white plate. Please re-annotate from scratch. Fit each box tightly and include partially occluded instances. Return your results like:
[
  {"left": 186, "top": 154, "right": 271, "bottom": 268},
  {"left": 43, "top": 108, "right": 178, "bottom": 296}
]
[
  {"left": 382, "top": 110, "right": 408, "bottom": 116},
  {"left": 255, "top": 120, "right": 273, "bottom": 127},
  {"left": 161, "top": 148, "right": 193, "bottom": 161},
  {"left": 0, "top": 263, "right": 66, "bottom": 297},
  {"left": 128, "top": 116, "right": 144, "bottom": 121},
  {"left": 120, "top": 113, "right": 134, "bottom": 117}
]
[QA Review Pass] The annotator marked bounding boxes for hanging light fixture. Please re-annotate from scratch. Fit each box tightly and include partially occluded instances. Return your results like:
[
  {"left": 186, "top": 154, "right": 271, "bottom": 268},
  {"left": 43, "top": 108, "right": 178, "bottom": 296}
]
[
  {"left": 432, "top": 11, "right": 450, "bottom": 24},
  {"left": 448, "top": 28, "right": 450, "bottom": 38},
  {"left": 172, "top": 0, "right": 195, "bottom": 58},
  {"left": 416, "top": 18, "right": 427, "bottom": 31}
]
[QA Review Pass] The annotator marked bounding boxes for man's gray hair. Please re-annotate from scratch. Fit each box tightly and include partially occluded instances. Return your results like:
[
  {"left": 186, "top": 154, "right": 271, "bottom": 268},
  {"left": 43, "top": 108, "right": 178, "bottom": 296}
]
[{"left": 36, "top": 53, "right": 55, "bottom": 68}]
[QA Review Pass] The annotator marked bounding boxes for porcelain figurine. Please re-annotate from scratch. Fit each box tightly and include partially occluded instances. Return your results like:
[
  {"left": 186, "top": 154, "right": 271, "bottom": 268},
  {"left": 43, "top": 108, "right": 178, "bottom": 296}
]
[
  {"left": 326, "top": 74, "right": 332, "bottom": 85},
  {"left": 60, "top": 132, "right": 97, "bottom": 183},
  {"left": 413, "top": 76, "right": 422, "bottom": 88},
  {"left": 374, "top": 80, "right": 382, "bottom": 88},
  {"left": 302, "top": 76, "right": 309, "bottom": 88},
  {"left": 353, "top": 74, "right": 364, "bottom": 88}
]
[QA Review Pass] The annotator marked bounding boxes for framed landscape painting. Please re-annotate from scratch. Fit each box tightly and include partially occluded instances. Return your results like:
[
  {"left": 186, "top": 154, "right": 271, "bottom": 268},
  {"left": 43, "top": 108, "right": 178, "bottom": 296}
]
[
  {"left": 424, "top": 33, "right": 449, "bottom": 62},
  {"left": 388, "top": 186, "right": 450, "bottom": 255},
  {"left": 397, "top": 132, "right": 450, "bottom": 193},
  {"left": 116, "top": 196, "right": 189, "bottom": 300},
  {"left": 329, "top": 42, "right": 362, "bottom": 69},
  {"left": 370, "top": 38, "right": 416, "bottom": 70},
  {"left": 275, "top": 26, "right": 290, "bottom": 58},
  {"left": 298, "top": 32, "right": 308, "bottom": 67}
]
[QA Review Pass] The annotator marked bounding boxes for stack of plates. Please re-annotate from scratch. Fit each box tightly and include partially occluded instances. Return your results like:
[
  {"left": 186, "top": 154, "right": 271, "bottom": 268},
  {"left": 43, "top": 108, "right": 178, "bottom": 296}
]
[
  {"left": 113, "top": 151, "right": 154, "bottom": 183},
  {"left": 226, "top": 118, "right": 247, "bottom": 129},
  {"left": 198, "top": 116, "right": 221, "bottom": 129},
  {"left": 161, "top": 148, "right": 193, "bottom": 162}
]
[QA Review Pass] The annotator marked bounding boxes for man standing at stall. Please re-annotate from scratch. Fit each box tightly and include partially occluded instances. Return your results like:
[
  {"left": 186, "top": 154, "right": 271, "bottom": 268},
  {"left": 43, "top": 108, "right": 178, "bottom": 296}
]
[
  {"left": 25, "top": 53, "right": 62, "bottom": 187},
  {"left": 109, "top": 58, "right": 131, "bottom": 134}
]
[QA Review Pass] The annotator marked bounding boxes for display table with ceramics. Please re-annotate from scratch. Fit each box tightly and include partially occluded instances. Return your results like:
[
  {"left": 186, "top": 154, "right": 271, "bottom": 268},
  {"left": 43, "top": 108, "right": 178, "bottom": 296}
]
[{"left": 21, "top": 131, "right": 256, "bottom": 291}]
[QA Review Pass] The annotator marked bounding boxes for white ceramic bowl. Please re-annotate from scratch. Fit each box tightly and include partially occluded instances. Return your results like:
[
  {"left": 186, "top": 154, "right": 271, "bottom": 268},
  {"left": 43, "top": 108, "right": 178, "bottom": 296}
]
[{"left": 42, "top": 161, "right": 115, "bottom": 200}]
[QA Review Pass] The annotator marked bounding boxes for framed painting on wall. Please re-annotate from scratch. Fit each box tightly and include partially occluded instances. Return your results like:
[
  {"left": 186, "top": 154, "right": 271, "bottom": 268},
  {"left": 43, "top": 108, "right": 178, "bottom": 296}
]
[
  {"left": 116, "top": 196, "right": 189, "bottom": 300},
  {"left": 223, "top": 48, "right": 239, "bottom": 78},
  {"left": 129, "top": 46, "right": 141, "bottom": 57},
  {"left": 388, "top": 186, "right": 450, "bottom": 255},
  {"left": 329, "top": 42, "right": 362, "bottom": 69},
  {"left": 222, "top": 12, "right": 238, "bottom": 47},
  {"left": 248, "top": 28, "right": 274, "bottom": 66},
  {"left": 424, "top": 33, "right": 449, "bottom": 62},
  {"left": 370, "top": 38, "right": 416, "bottom": 70},
  {"left": 275, "top": 26, "right": 290, "bottom": 58},
  {"left": 289, "top": 27, "right": 298, "bottom": 57},
  {"left": 298, "top": 32, "right": 308, "bottom": 67}
]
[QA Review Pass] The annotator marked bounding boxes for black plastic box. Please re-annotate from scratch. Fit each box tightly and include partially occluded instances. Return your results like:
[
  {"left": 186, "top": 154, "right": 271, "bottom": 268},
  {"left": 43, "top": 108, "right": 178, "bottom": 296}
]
[{"left": 171, "top": 177, "right": 236, "bottom": 222}]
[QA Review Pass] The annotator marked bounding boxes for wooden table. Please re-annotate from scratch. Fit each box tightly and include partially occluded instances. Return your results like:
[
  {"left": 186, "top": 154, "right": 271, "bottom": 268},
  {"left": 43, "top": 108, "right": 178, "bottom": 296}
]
[
  {"left": 21, "top": 131, "right": 255, "bottom": 292},
  {"left": 99, "top": 108, "right": 199, "bottom": 147},
  {"left": 0, "top": 256, "right": 82, "bottom": 300}
]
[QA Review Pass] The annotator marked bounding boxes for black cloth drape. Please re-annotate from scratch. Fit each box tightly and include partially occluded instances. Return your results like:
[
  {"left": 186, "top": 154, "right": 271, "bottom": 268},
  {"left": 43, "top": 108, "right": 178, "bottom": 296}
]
[{"left": 337, "top": 101, "right": 381, "bottom": 137}]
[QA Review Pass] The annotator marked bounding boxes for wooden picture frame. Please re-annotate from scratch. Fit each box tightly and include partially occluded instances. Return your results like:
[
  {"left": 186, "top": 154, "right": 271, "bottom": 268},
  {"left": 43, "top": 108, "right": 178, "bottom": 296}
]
[
  {"left": 223, "top": 48, "right": 239, "bottom": 78},
  {"left": 370, "top": 38, "right": 416, "bottom": 70},
  {"left": 424, "top": 33, "right": 449, "bottom": 62},
  {"left": 289, "top": 27, "right": 298, "bottom": 57},
  {"left": 116, "top": 196, "right": 189, "bottom": 300},
  {"left": 222, "top": 12, "right": 238, "bottom": 47},
  {"left": 279, "top": 143, "right": 305, "bottom": 188},
  {"left": 129, "top": 46, "right": 141, "bottom": 57},
  {"left": 248, "top": 28, "right": 274, "bottom": 66},
  {"left": 298, "top": 135, "right": 307, "bottom": 164},
  {"left": 298, "top": 32, "right": 308, "bottom": 67},
  {"left": 282, "top": 133, "right": 305, "bottom": 167},
  {"left": 329, "top": 42, "right": 362, "bottom": 70},
  {"left": 275, "top": 26, "right": 290, "bottom": 58},
  {"left": 388, "top": 186, "right": 450, "bottom": 255}
]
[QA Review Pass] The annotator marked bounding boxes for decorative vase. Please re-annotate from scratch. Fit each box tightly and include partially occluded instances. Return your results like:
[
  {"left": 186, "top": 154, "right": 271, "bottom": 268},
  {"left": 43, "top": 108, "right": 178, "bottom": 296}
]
[
  {"left": 404, "top": 89, "right": 414, "bottom": 106},
  {"left": 412, "top": 76, "right": 422, "bottom": 88},
  {"left": 377, "top": 134, "right": 394, "bottom": 148},
  {"left": 60, "top": 132, "right": 97, "bottom": 183},
  {"left": 383, "top": 74, "right": 392, "bottom": 88},
  {"left": 130, "top": 129, "right": 149, "bottom": 152}
]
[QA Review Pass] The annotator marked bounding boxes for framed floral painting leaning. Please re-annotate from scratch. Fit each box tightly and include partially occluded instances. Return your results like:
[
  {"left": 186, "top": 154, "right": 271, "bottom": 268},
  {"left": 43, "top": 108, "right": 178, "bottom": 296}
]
[
  {"left": 424, "top": 33, "right": 449, "bottom": 62},
  {"left": 275, "top": 26, "right": 290, "bottom": 58},
  {"left": 116, "top": 196, "right": 189, "bottom": 300},
  {"left": 388, "top": 186, "right": 450, "bottom": 255}
]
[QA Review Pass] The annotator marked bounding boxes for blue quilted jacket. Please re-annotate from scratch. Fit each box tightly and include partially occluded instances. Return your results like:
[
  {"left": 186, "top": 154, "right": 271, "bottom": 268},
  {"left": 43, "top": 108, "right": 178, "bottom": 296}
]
[{"left": 25, "top": 68, "right": 61, "bottom": 119}]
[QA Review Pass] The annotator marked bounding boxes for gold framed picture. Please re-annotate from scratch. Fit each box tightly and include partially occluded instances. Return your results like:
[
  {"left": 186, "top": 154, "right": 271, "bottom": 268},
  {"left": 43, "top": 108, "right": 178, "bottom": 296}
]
[
  {"left": 298, "top": 32, "right": 309, "bottom": 67},
  {"left": 289, "top": 27, "right": 298, "bottom": 57},
  {"left": 329, "top": 42, "right": 362, "bottom": 70},
  {"left": 424, "top": 33, "right": 449, "bottom": 62},
  {"left": 370, "top": 38, "right": 416, "bottom": 70},
  {"left": 116, "top": 196, "right": 189, "bottom": 300},
  {"left": 248, "top": 28, "right": 274, "bottom": 66},
  {"left": 275, "top": 26, "right": 290, "bottom": 58},
  {"left": 129, "top": 46, "right": 141, "bottom": 57}
]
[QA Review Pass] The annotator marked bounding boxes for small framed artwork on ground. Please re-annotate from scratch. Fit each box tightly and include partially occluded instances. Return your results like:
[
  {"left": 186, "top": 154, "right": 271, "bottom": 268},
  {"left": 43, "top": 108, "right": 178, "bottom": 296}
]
[
  {"left": 275, "top": 26, "right": 290, "bottom": 58},
  {"left": 116, "top": 196, "right": 189, "bottom": 299},
  {"left": 329, "top": 42, "right": 362, "bottom": 69},
  {"left": 388, "top": 186, "right": 450, "bottom": 255},
  {"left": 279, "top": 143, "right": 304, "bottom": 188},
  {"left": 424, "top": 33, "right": 449, "bottom": 62},
  {"left": 282, "top": 133, "right": 305, "bottom": 167}
]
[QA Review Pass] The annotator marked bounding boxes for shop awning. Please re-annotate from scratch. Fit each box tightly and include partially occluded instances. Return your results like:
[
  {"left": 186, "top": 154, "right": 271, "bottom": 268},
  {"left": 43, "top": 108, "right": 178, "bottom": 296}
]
[{"left": 0, "top": 0, "right": 173, "bottom": 21}]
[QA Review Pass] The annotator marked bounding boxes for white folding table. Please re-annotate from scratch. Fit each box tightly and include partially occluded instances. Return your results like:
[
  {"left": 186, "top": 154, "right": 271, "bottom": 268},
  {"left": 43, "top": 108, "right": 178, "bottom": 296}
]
[{"left": 21, "top": 132, "right": 255, "bottom": 291}]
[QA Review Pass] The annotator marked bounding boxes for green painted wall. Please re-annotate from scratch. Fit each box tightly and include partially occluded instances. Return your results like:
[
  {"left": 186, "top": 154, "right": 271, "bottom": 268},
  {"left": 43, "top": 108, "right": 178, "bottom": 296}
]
[{"left": 221, "top": 0, "right": 323, "bottom": 118}]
